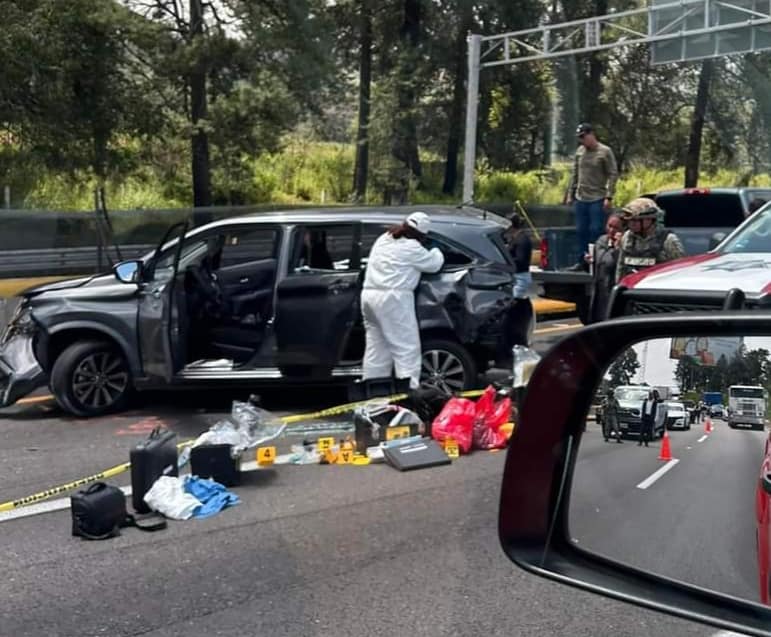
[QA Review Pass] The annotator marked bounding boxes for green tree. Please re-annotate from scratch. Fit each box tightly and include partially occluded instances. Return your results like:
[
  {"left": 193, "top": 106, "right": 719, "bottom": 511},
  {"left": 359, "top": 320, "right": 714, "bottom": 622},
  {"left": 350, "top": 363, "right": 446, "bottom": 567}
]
[{"left": 607, "top": 347, "right": 640, "bottom": 389}]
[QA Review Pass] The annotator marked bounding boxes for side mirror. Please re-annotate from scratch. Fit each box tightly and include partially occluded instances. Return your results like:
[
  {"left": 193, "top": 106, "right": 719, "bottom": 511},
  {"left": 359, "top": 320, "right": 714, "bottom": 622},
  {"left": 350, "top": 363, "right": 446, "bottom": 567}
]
[
  {"left": 114, "top": 260, "right": 142, "bottom": 284},
  {"left": 499, "top": 313, "right": 771, "bottom": 636},
  {"left": 709, "top": 232, "right": 727, "bottom": 250}
]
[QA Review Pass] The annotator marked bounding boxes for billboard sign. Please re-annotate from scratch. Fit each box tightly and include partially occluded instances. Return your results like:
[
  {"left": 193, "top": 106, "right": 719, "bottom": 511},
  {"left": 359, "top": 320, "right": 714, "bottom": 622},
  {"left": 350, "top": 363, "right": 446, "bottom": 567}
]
[{"left": 669, "top": 336, "right": 743, "bottom": 366}]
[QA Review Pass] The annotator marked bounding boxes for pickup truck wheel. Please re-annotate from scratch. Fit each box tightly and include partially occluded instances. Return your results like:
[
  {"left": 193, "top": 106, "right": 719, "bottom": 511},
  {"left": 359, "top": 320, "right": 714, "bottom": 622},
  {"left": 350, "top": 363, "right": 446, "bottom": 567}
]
[
  {"left": 420, "top": 339, "right": 476, "bottom": 393},
  {"left": 51, "top": 341, "right": 132, "bottom": 417}
]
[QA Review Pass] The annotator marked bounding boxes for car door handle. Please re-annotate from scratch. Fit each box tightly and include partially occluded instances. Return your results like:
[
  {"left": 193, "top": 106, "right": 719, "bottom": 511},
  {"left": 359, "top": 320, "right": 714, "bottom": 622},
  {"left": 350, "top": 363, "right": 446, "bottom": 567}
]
[{"left": 239, "top": 277, "right": 250, "bottom": 284}]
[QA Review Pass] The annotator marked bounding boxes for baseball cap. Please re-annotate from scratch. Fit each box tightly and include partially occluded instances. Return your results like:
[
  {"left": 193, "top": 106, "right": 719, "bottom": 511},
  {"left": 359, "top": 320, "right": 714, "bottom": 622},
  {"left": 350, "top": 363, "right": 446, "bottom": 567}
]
[
  {"left": 406, "top": 211, "right": 431, "bottom": 235},
  {"left": 576, "top": 122, "right": 593, "bottom": 136}
]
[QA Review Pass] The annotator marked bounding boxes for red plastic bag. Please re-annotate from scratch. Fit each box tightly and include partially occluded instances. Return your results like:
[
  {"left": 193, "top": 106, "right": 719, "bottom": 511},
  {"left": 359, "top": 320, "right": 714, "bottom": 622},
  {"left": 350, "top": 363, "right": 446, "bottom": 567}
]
[
  {"left": 431, "top": 397, "right": 475, "bottom": 454},
  {"left": 472, "top": 386, "right": 511, "bottom": 450}
]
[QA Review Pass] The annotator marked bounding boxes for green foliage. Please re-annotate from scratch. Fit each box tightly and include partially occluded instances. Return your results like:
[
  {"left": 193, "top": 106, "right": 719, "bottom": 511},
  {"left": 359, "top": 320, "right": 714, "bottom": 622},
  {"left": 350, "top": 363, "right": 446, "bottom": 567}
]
[{"left": 607, "top": 348, "right": 641, "bottom": 389}]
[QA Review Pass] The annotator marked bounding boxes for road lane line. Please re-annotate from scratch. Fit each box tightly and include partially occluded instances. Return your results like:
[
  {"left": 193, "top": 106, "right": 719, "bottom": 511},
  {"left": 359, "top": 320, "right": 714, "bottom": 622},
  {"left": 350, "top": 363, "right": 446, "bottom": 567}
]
[
  {"left": 636, "top": 459, "right": 679, "bottom": 490},
  {"left": 0, "top": 485, "right": 133, "bottom": 524},
  {"left": 697, "top": 434, "right": 708, "bottom": 443}
]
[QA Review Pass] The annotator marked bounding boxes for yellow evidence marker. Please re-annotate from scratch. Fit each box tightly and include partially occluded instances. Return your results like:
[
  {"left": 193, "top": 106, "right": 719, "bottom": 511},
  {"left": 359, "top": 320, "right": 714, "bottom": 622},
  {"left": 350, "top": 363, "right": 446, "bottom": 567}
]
[
  {"left": 385, "top": 426, "right": 411, "bottom": 441},
  {"left": 443, "top": 438, "right": 460, "bottom": 459},
  {"left": 317, "top": 437, "right": 335, "bottom": 452},
  {"left": 257, "top": 446, "right": 276, "bottom": 466}
]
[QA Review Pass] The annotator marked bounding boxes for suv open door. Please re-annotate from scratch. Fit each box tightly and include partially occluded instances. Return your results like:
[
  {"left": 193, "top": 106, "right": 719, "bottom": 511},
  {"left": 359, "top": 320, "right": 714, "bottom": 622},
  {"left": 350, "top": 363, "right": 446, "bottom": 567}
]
[
  {"left": 274, "top": 224, "right": 362, "bottom": 377},
  {"left": 137, "top": 222, "right": 188, "bottom": 383}
]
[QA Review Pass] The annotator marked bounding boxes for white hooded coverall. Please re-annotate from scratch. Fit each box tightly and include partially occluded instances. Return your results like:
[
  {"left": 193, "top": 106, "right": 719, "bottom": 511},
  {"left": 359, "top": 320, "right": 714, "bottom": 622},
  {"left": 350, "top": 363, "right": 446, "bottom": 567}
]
[{"left": 361, "top": 233, "right": 444, "bottom": 388}]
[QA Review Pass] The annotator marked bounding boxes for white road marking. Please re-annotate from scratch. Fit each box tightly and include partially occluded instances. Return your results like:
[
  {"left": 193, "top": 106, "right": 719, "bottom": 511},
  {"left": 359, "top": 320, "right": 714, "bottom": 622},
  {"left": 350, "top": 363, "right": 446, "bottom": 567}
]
[
  {"left": 697, "top": 434, "right": 708, "bottom": 443},
  {"left": 0, "top": 461, "right": 270, "bottom": 524},
  {"left": 636, "top": 459, "right": 680, "bottom": 490},
  {"left": 0, "top": 485, "right": 133, "bottom": 524}
]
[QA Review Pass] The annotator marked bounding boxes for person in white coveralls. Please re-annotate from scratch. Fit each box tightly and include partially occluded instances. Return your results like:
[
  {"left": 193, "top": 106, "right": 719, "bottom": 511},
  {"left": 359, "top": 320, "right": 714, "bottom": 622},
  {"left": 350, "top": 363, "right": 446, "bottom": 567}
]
[{"left": 360, "top": 211, "right": 444, "bottom": 389}]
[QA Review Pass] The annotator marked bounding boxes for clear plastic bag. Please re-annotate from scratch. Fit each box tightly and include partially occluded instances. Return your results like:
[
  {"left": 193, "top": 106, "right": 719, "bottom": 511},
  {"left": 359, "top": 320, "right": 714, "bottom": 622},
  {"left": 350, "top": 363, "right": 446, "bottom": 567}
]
[
  {"left": 231, "top": 401, "right": 285, "bottom": 443},
  {"left": 512, "top": 345, "right": 541, "bottom": 388}
]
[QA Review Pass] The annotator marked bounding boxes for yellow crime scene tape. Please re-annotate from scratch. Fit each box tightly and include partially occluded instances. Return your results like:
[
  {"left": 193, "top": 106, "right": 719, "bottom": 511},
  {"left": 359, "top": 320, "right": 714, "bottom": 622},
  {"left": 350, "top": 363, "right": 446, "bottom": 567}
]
[{"left": 0, "top": 388, "right": 489, "bottom": 513}]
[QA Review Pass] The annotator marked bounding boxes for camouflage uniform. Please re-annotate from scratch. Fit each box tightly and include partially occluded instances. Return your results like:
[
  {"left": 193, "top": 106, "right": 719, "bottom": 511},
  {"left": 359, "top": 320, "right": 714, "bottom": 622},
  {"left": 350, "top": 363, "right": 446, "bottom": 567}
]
[{"left": 615, "top": 197, "right": 686, "bottom": 283}]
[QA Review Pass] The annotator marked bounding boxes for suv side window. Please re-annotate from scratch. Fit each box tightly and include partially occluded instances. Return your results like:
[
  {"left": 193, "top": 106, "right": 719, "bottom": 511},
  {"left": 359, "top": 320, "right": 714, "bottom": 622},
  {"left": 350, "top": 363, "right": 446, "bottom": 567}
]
[
  {"left": 360, "top": 223, "right": 473, "bottom": 270},
  {"left": 291, "top": 224, "right": 359, "bottom": 272},
  {"left": 219, "top": 228, "right": 279, "bottom": 269}
]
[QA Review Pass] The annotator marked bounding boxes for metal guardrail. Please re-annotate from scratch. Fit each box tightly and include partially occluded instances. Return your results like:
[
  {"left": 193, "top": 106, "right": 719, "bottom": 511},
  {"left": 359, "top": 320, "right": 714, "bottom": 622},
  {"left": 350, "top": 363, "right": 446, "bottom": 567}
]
[{"left": 0, "top": 245, "right": 154, "bottom": 277}]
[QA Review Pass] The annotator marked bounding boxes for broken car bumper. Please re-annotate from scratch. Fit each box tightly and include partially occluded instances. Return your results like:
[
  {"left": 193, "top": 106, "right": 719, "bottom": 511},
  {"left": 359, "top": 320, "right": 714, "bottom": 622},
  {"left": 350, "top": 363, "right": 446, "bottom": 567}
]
[{"left": 0, "top": 334, "right": 47, "bottom": 407}]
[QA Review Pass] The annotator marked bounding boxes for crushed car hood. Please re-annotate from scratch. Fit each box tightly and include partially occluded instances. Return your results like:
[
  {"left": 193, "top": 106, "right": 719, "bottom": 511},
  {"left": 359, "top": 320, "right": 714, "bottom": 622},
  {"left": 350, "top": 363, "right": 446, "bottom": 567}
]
[
  {"left": 623, "top": 252, "right": 771, "bottom": 294},
  {"left": 23, "top": 272, "right": 137, "bottom": 301}
]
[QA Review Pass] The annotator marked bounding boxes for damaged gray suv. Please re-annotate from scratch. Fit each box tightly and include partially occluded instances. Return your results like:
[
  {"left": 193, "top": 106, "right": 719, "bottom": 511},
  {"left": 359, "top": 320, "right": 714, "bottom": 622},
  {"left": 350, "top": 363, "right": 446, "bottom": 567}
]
[{"left": 0, "top": 206, "right": 534, "bottom": 417}]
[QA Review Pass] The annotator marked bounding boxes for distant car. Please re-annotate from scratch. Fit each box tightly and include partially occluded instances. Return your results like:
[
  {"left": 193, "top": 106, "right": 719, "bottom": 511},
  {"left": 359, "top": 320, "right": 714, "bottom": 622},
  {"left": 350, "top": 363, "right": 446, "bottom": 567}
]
[
  {"left": 710, "top": 404, "right": 725, "bottom": 418},
  {"left": 664, "top": 401, "right": 690, "bottom": 430},
  {"left": 0, "top": 206, "right": 534, "bottom": 417},
  {"left": 612, "top": 385, "right": 665, "bottom": 439}
]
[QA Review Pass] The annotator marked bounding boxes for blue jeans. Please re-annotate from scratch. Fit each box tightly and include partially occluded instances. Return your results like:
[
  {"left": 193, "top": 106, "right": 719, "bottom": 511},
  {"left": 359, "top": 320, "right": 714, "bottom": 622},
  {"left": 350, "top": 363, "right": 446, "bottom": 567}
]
[{"left": 575, "top": 198, "right": 605, "bottom": 261}]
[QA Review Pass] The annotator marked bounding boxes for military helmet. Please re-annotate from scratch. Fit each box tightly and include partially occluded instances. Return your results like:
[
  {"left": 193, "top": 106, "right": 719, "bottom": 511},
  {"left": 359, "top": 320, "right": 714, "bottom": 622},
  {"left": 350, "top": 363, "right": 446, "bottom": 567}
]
[{"left": 621, "top": 197, "right": 661, "bottom": 220}]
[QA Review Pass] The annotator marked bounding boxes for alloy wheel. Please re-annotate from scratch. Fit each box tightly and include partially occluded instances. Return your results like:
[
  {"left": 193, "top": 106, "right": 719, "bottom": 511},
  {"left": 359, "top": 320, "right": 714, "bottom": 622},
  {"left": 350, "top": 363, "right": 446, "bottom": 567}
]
[
  {"left": 421, "top": 349, "right": 467, "bottom": 393},
  {"left": 71, "top": 351, "right": 130, "bottom": 410}
]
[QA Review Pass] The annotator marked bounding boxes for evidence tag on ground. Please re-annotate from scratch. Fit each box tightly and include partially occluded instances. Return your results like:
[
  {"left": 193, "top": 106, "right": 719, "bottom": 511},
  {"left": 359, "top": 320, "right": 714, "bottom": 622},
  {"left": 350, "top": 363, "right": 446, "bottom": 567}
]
[
  {"left": 337, "top": 448, "right": 354, "bottom": 464},
  {"left": 316, "top": 437, "right": 335, "bottom": 452},
  {"left": 385, "top": 426, "right": 412, "bottom": 441},
  {"left": 443, "top": 438, "right": 460, "bottom": 459},
  {"left": 257, "top": 446, "right": 276, "bottom": 466}
]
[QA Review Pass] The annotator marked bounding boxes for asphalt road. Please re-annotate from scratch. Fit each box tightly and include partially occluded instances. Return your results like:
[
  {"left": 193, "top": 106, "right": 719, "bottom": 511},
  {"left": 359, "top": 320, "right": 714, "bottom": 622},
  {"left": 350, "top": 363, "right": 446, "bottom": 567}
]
[
  {"left": 572, "top": 418, "right": 766, "bottom": 604},
  {"left": 0, "top": 318, "right": 747, "bottom": 636}
]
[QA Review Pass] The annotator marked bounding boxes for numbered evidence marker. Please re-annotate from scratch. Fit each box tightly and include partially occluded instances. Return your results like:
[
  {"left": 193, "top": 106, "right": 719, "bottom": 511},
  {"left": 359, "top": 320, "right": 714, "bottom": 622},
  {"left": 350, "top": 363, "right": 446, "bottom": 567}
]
[
  {"left": 443, "top": 438, "right": 460, "bottom": 459},
  {"left": 337, "top": 447, "right": 354, "bottom": 464},
  {"left": 257, "top": 446, "right": 276, "bottom": 466},
  {"left": 385, "top": 425, "right": 411, "bottom": 441},
  {"left": 317, "top": 437, "right": 335, "bottom": 452}
]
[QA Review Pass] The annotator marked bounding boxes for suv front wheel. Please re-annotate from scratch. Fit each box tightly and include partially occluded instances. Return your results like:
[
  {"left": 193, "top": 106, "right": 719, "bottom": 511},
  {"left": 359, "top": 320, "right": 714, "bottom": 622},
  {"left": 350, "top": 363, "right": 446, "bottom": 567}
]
[
  {"left": 51, "top": 340, "right": 132, "bottom": 417},
  {"left": 420, "top": 339, "right": 476, "bottom": 393}
]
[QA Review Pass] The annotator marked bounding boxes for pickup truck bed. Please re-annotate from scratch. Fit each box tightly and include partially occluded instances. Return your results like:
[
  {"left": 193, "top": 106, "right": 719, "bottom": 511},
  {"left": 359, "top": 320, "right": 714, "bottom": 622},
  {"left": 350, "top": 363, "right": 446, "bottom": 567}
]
[{"left": 534, "top": 187, "right": 771, "bottom": 323}]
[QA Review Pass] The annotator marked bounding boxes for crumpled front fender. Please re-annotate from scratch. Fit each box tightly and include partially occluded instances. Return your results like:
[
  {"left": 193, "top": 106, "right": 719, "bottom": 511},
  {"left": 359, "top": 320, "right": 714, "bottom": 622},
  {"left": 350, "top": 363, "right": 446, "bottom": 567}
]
[{"left": 0, "top": 334, "right": 47, "bottom": 407}]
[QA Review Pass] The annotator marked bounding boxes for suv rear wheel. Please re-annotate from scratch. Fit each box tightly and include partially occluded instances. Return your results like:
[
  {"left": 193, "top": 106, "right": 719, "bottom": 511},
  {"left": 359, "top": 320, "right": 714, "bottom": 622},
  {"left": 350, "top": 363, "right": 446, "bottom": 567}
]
[
  {"left": 420, "top": 339, "right": 476, "bottom": 393},
  {"left": 51, "top": 340, "right": 132, "bottom": 417}
]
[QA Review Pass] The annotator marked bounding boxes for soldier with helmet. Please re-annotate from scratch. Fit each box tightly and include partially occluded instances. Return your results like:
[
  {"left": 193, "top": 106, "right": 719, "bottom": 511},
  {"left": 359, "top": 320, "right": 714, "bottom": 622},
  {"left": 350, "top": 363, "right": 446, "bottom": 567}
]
[{"left": 615, "top": 197, "right": 685, "bottom": 283}]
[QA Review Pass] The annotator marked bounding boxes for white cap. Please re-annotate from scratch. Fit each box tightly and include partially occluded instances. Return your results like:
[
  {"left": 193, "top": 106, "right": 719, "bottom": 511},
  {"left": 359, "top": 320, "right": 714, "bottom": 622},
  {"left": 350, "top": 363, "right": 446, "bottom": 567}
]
[{"left": 406, "top": 211, "right": 431, "bottom": 235}]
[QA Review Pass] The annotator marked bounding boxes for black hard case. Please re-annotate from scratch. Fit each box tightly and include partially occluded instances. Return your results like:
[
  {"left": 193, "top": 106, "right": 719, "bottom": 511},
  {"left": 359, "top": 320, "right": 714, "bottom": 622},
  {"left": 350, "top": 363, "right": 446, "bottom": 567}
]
[
  {"left": 130, "top": 428, "right": 178, "bottom": 514},
  {"left": 189, "top": 444, "right": 241, "bottom": 487}
]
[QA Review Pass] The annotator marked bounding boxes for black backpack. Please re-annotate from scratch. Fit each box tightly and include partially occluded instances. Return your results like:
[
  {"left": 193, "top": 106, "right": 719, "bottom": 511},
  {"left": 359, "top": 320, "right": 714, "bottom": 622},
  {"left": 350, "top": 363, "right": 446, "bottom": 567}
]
[{"left": 71, "top": 482, "right": 167, "bottom": 540}]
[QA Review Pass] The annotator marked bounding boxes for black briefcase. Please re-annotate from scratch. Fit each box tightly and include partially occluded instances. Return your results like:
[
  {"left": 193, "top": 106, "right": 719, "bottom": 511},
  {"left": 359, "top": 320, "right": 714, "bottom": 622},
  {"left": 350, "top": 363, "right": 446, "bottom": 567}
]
[
  {"left": 190, "top": 444, "right": 241, "bottom": 487},
  {"left": 130, "top": 427, "right": 178, "bottom": 514},
  {"left": 71, "top": 482, "right": 167, "bottom": 540}
]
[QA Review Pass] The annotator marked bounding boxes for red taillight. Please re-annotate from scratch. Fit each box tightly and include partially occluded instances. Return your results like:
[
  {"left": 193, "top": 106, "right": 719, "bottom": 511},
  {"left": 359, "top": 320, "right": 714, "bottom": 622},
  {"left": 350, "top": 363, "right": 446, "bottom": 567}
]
[
  {"left": 540, "top": 238, "right": 548, "bottom": 269},
  {"left": 684, "top": 187, "right": 710, "bottom": 195}
]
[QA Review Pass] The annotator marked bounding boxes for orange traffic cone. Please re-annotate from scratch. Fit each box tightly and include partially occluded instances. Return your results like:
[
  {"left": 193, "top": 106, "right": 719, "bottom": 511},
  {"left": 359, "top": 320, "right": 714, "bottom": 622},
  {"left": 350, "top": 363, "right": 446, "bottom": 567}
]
[
  {"left": 705, "top": 417, "right": 713, "bottom": 434},
  {"left": 658, "top": 430, "right": 672, "bottom": 461}
]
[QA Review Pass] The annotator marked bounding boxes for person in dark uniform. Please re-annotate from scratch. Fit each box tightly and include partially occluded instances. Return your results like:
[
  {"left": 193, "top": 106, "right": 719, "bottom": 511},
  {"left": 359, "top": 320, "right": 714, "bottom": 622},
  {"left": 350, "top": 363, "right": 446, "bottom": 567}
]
[
  {"left": 603, "top": 390, "right": 623, "bottom": 443},
  {"left": 639, "top": 389, "right": 657, "bottom": 447}
]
